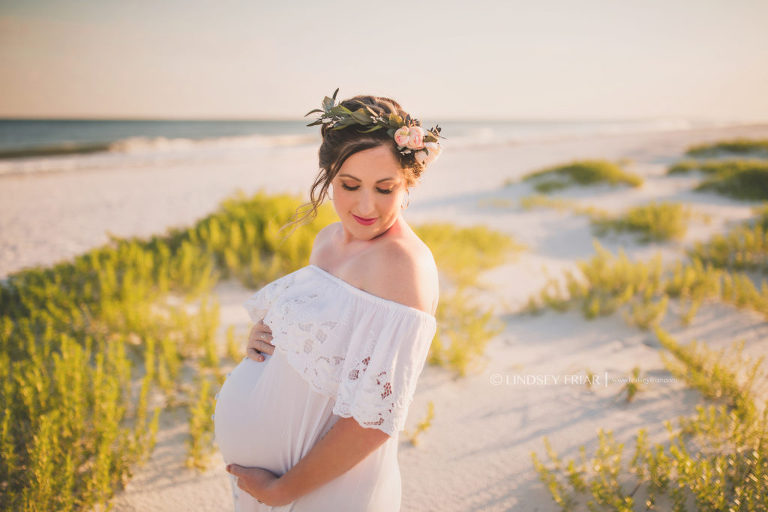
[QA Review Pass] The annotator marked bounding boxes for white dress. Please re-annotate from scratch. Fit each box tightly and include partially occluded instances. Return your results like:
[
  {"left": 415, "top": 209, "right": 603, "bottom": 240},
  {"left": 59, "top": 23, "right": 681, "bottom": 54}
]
[{"left": 213, "top": 264, "right": 437, "bottom": 512}]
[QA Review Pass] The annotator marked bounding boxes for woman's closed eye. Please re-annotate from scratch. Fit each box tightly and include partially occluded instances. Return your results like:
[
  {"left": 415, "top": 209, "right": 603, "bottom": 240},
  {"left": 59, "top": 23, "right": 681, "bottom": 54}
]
[{"left": 341, "top": 184, "right": 393, "bottom": 194}]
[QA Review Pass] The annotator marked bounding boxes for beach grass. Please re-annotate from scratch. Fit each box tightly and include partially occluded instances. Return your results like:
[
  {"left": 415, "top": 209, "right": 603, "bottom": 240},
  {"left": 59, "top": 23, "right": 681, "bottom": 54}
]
[
  {"left": 667, "top": 158, "right": 768, "bottom": 177},
  {"left": 688, "top": 205, "right": 768, "bottom": 273},
  {"left": 532, "top": 328, "right": 768, "bottom": 511},
  {"left": 685, "top": 138, "right": 768, "bottom": 158},
  {"left": 512, "top": 159, "right": 643, "bottom": 193},
  {"left": 428, "top": 287, "right": 504, "bottom": 377},
  {"left": 521, "top": 195, "right": 695, "bottom": 244},
  {"left": 414, "top": 222, "right": 525, "bottom": 288},
  {"left": 405, "top": 401, "right": 435, "bottom": 447},
  {"left": 0, "top": 190, "right": 332, "bottom": 511},
  {"left": 525, "top": 238, "right": 768, "bottom": 328},
  {"left": 667, "top": 159, "right": 768, "bottom": 200},
  {"left": 697, "top": 167, "right": 768, "bottom": 201},
  {"left": 591, "top": 201, "right": 693, "bottom": 243}
]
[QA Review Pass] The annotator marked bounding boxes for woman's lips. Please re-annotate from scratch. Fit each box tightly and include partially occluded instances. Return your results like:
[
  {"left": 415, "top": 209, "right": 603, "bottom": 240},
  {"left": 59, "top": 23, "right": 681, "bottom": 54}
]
[{"left": 352, "top": 214, "right": 377, "bottom": 225}]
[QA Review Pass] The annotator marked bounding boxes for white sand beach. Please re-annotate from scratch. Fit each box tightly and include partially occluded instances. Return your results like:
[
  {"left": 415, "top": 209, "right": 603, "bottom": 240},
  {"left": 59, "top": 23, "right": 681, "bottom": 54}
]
[{"left": 3, "top": 123, "right": 768, "bottom": 511}]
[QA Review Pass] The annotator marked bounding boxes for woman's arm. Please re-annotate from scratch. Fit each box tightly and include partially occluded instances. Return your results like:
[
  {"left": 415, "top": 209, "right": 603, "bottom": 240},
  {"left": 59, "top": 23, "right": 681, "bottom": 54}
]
[{"left": 227, "top": 416, "right": 390, "bottom": 506}]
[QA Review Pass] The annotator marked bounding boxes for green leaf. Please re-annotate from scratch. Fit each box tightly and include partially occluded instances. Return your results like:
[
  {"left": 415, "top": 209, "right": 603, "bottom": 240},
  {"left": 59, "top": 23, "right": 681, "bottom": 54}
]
[
  {"left": 322, "top": 96, "right": 334, "bottom": 111},
  {"left": 389, "top": 113, "right": 404, "bottom": 127},
  {"left": 333, "top": 117, "right": 356, "bottom": 128},
  {"left": 359, "top": 125, "right": 383, "bottom": 133},
  {"left": 350, "top": 108, "right": 372, "bottom": 124},
  {"left": 332, "top": 88, "right": 339, "bottom": 101},
  {"left": 329, "top": 105, "right": 349, "bottom": 116},
  {"left": 304, "top": 109, "right": 323, "bottom": 117}
]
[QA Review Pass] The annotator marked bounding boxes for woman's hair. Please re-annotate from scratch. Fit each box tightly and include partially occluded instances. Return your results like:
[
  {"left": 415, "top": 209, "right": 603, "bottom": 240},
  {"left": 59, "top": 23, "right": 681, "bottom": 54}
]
[{"left": 279, "top": 94, "right": 426, "bottom": 237}]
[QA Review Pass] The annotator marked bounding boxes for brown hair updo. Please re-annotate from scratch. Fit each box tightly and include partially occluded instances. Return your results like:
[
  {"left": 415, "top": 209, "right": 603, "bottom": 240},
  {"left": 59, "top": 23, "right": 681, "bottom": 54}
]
[{"left": 281, "top": 94, "right": 427, "bottom": 235}]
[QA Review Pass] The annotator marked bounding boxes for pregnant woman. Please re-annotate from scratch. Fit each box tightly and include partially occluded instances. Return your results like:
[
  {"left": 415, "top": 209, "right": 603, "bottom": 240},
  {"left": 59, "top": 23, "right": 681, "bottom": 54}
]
[{"left": 213, "top": 90, "right": 444, "bottom": 511}]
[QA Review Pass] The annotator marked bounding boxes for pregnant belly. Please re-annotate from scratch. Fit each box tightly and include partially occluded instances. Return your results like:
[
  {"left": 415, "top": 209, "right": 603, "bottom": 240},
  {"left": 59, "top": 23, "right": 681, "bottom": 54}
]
[
  {"left": 213, "top": 350, "right": 336, "bottom": 469},
  {"left": 213, "top": 353, "right": 277, "bottom": 465}
]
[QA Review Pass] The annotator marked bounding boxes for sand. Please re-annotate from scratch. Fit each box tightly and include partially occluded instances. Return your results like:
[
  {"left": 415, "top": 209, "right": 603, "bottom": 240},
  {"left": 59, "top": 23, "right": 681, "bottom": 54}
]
[{"left": 3, "top": 123, "right": 768, "bottom": 511}]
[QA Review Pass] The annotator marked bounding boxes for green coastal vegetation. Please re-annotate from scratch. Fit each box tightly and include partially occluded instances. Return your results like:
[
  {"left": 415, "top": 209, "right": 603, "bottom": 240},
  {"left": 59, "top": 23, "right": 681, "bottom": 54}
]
[
  {"left": 527, "top": 158, "right": 768, "bottom": 508},
  {"left": 685, "top": 138, "right": 768, "bottom": 158},
  {"left": 688, "top": 204, "right": 768, "bottom": 273},
  {"left": 526, "top": 237, "right": 768, "bottom": 328},
  {"left": 0, "top": 190, "right": 519, "bottom": 511},
  {"left": 510, "top": 159, "right": 643, "bottom": 193},
  {"left": 0, "top": 190, "right": 330, "bottom": 511},
  {"left": 532, "top": 327, "right": 767, "bottom": 511},
  {"left": 668, "top": 159, "right": 768, "bottom": 200},
  {"left": 521, "top": 195, "right": 695, "bottom": 243},
  {"left": 590, "top": 201, "right": 693, "bottom": 243}
]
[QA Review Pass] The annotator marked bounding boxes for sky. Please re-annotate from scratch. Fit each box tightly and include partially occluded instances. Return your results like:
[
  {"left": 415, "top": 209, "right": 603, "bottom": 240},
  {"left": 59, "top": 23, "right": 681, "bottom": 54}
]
[{"left": 1, "top": 0, "right": 767, "bottom": 121}]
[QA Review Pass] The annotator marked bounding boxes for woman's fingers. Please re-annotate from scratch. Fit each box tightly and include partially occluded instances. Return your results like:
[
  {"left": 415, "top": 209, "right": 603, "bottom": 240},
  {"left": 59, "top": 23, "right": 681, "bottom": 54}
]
[
  {"left": 249, "top": 323, "right": 273, "bottom": 342},
  {"left": 246, "top": 323, "right": 275, "bottom": 362},
  {"left": 246, "top": 346, "right": 265, "bottom": 362},
  {"left": 256, "top": 318, "right": 272, "bottom": 333}
]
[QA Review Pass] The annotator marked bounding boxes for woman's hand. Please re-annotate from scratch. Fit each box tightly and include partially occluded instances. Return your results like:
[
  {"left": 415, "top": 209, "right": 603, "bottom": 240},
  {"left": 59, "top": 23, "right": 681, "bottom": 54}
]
[
  {"left": 226, "top": 464, "right": 292, "bottom": 506},
  {"left": 247, "top": 319, "right": 274, "bottom": 362}
]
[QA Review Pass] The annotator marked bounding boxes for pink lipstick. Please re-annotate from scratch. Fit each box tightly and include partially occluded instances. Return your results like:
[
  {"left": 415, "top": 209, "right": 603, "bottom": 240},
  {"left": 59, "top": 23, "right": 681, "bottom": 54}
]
[{"left": 352, "top": 214, "right": 377, "bottom": 225}]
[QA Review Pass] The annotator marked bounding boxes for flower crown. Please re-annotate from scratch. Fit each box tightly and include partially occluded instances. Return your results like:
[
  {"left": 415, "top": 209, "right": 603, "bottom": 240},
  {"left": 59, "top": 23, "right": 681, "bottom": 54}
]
[{"left": 305, "top": 88, "right": 444, "bottom": 167}]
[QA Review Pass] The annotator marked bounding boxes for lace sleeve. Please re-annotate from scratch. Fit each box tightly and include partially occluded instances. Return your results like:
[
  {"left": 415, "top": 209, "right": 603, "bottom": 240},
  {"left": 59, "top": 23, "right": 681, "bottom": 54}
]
[
  {"left": 332, "top": 310, "right": 437, "bottom": 437},
  {"left": 242, "top": 273, "right": 296, "bottom": 323}
]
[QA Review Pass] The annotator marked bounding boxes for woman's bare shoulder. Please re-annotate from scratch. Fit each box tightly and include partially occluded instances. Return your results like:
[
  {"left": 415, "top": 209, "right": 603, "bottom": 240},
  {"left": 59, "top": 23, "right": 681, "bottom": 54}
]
[{"left": 365, "top": 238, "right": 439, "bottom": 316}]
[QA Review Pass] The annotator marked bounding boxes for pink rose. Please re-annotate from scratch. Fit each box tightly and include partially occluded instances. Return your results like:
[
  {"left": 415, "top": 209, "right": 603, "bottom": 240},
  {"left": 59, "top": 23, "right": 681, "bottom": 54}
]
[
  {"left": 394, "top": 126, "right": 410, "bottom": 147},
  {"left": 414, "top": 150, "right": 428, "bottom": 165},
  {"left": 406, "top": 126, "right": 425, "bottom": 150}
]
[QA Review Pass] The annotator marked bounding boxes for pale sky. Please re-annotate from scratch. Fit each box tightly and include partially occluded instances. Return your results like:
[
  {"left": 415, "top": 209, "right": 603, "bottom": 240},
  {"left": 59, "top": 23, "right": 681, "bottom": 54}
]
[{"left": 1, "top": 0, "right": 767, "bottom": 121}]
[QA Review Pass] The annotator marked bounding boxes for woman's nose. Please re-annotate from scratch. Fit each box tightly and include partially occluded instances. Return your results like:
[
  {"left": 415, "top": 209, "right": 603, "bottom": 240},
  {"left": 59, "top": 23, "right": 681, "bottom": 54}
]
[{"left": 357, "top": 190, "right": 375, "bottom": 215}]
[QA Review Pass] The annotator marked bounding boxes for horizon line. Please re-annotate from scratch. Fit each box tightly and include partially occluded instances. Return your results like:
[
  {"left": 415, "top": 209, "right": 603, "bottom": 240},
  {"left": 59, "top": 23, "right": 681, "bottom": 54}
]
[{"left": 1, "top": 114, "right": 763, "bottom": 124}]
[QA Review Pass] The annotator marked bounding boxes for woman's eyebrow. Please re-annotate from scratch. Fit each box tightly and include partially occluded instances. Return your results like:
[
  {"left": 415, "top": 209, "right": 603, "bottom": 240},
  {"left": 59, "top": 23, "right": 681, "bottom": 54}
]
[{"left": 338, "top": 173, "right": 397, "bottom": 183}]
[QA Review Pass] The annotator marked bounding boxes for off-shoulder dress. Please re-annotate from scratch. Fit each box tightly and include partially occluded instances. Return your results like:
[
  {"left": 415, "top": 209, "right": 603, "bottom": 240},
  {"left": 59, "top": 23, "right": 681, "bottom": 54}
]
[{"left": 213, "top": 264, "right": 437, "bottom": 512}]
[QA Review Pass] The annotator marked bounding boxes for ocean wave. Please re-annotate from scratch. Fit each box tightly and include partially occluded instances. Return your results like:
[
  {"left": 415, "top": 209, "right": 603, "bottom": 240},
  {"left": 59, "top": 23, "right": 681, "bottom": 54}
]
[
  {"left": 441, "top": 118, "right": 713, "bottom": 149},
  {"left": 107, "top": 133, "right": 319, "bottom": 154},
  {"left": 0, "top": 132, "right": 321, "bottom": 161}
]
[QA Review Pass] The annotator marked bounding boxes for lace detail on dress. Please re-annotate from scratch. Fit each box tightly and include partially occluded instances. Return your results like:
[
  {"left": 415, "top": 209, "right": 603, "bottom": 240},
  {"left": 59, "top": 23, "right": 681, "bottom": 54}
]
[{"left": 243, "top": 265, "right": 437, "bottom": 436}]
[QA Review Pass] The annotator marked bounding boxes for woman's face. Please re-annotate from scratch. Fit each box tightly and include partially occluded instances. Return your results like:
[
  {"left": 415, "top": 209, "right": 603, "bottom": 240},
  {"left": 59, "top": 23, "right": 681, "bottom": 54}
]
[{"left": 330, "top": 145, "right": 408, "bottom": 242}]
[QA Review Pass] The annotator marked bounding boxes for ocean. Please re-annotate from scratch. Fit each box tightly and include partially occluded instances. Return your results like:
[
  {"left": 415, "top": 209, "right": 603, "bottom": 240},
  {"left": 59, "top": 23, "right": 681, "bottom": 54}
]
[{"left": 0, "top": 117, "right": 739, "bottom": 177}]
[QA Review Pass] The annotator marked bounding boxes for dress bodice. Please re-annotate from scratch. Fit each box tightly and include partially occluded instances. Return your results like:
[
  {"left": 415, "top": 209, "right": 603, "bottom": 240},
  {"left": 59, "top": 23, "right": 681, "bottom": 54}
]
[{"left": 243, "top": 264, "right": 437, "bottom": 436}]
